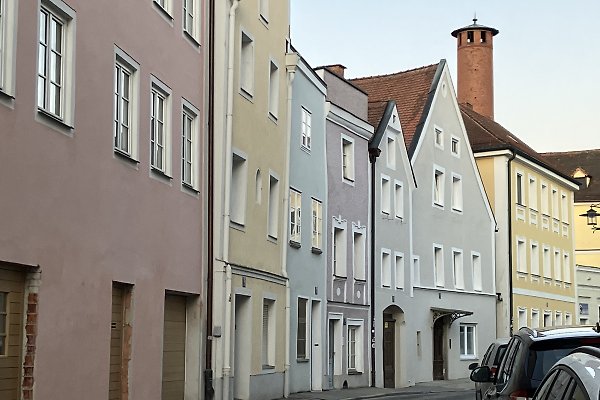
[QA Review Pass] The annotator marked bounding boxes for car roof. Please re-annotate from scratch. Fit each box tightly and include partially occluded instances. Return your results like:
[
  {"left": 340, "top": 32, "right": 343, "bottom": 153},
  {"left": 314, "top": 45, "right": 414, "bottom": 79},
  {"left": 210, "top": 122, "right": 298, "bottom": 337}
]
[{"left": 516, "top": 326, "right": 600, "bottom": 342}]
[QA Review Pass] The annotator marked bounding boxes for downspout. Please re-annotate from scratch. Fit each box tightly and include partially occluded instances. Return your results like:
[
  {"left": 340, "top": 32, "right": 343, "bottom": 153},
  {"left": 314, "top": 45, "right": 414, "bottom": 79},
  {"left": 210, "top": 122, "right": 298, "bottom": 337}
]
[
  {"left": 282, "top": 50, "right": 299, "bottom": 398},
  {"left": 507, "top": 151, "right": 516, "bottom": 335},
  {"left": 222, "top": 1, "right": 241, "bottom": 399},
  {"left": 368, "top": 147, "right": 381, "bottom": 387},
  {"left": 205, "top": 0, "right": 215, "bottom": 397}
]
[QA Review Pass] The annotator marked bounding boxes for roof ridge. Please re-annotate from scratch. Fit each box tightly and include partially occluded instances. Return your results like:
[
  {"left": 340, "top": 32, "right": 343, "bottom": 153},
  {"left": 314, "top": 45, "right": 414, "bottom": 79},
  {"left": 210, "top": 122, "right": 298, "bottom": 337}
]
[
  {"left": 542, "top": 149, "right": 600, "bottom": 155},
  {"left": 349, "top": 63, "right": 439, "bottom": 82},
  {"left": 461, "top": 105, "right": 510, "bottom": 145}
]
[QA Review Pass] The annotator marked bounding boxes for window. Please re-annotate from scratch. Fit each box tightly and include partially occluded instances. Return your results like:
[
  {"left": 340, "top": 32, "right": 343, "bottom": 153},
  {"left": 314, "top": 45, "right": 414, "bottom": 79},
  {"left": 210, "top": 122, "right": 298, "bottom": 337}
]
[
  {"left": 154, "top": 0, "right": 171, "bottom": 15},
  {"left": 347, "top": 322, "right": 363, "bottom": 372},
  {"left": 433, "top": 168, "right": 444, "bottom": 206},
  {"left": 262, "top": 299, "right": 275, "bottom": 367},
  {"left": 394, "top": 181, "right": 403, "bottom": 219},
  {"left": 301, "top": 107, "right": 311, "bottom": 149},
  {"left": 480, "top": 31, "right": 487, "bottom": 43},
  {"left": 268, "top": 61, "right": 279, "bottom": 118},
  {"left": 529, "top": 176, "right": 537, "bottom": 210},
  {"left": 353, "top": 231, "right": 365, "bottom": 280},
  {"left": 472, "top": 253, "right": 482, "bottom": 291},
  {"left": 451, "top": 136, "right": 460, "bottom": 156},
  {"left": 541, "top": 182, "right": 549, "bottom": 214},
  {"left": 459, "top": 324, "right": 476, "bottom": 358},
  {"left": 434, "top": 245, "right": 444, "bottom": 287},
  {"left": 114, "top": 49, "right": 140, "bottom": 159},
  {"left": 230, "top": 152, "right": 247, "bottom": 225},
  {"left": 38, "top": 1, "right": 75, "bottom": 124},
  {"left": 289, "top": 189, "right": 301, "bottom": 243},
  {"left": 240, "top": 31, "right": 254, "bottom": 96},
  {"left": 561, "top": 192, "right": 568, "bottom": 222},
  {"left": 0, "top": 0, "right": 16, "bottom": 96},
  {"left": 516, "top": 173, "right": 524, "bottom": 206},
  {"left": 531, "top": 309, "right": 540, "bottom": 328},
  {"left": 518, "top": 308, "right": 526, "bottom": 329},
  {"left": 342, "top": 137, "right": 354, "bottom": 182},
  {"left": 296, "top": 298, "right": 307, "bottom": 359},
  {"left": 516, "top": 238, "right": 527, "bottom": 273},
  {"left": 543, "top": 246, "right": 551, "bottom": 278},
  {"left": 452, "top": 174, "right": 463, "bottom": 211},
  {"left": 554, "top": 249, "right": 561, "bottom": 281},
  {"left": 0, "top": 292, "right": 6, "bottom": 355},
  {"left": 434, "top": 126, "right": 443, "bottom": 148},
  {"left": 412, "top": 256, "right": 420, "bottom": 287},
  {"left": 531, "top": 242, "right": 540, "bottom": 276},
  {"left": 181, "top": 102, "right": 199, "bottom": 189},
  {"left": 333, "top": 227, "right": 346, "bottom": 277},
  {"left": 563, "top": 253, "right": 571, "bottom": 283},
  {"left": 387, "top": 135, "right": 396, "bottom": 168},
  {"left": 311, "top": 199, "right": 322, "bottom": 249},
  {"left": 259, "top": 0, "right": 268, "bottom": 22},
  {"left": 555, "top": 312, "right": 563, "bottom": 326},
  {"left": 255, "top": 169, "right": 262, "bottom": 204},
  {"left": 268, "top": 175, "right": 279, "bottom": 238},
  {"left": 395, "top": 253, "right": 404, "bottom": 289},
  {"left": 381, "top": 176, "right": 390, "bottom": 214},
  {"left": 453, "top": 249, "right": 464, "bottom": 289},
  {"left": 150, "top": 79, "right": 172, "bottom": 175},
  {"left": 551, "top": 188, "right": 559, "bottom": 219},
  {"left": 467, "top": 31, "right": 474, "bottom": 43},
  {"left": 381, "top": 250, "right": 391, "bottom": 287},
  {"left": 543, "top": 312, "right": 551, "bottom": 327},
  {"left": 348, "top": 326, "right": 357, "bottom": 370},
  {"left": 183, "top": 0, "right": 200, "bottom": 40},
  {"left": 565, "top": 313, "right": 572, "bottom": 325}
]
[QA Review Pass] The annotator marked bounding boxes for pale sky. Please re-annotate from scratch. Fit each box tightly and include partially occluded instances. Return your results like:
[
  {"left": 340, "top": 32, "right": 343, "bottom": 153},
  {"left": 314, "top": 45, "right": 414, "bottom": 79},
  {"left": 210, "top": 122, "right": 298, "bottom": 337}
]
[{"left": 290, "top": 1, "right": 600, "bottom": 152}]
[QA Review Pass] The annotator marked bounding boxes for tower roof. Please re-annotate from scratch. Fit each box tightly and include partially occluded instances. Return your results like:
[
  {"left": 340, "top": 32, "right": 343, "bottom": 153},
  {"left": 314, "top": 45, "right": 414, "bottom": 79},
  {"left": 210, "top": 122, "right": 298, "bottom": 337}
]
[{"left": 451, "top": 18, "right": 499, "bottom": 37}]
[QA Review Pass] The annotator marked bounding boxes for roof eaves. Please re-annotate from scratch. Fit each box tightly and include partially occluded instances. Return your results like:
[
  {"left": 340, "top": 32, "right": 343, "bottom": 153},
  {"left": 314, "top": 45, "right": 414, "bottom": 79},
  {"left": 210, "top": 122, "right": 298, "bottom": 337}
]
[{"left": 369, "top": 100, "right": 396, "bottom": 151}]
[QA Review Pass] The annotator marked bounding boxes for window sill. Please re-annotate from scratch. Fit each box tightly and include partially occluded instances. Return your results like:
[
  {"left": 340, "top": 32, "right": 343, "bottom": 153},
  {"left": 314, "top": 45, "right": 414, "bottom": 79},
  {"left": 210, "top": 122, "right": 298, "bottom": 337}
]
[
  {"left": 296, "top": 358, "right": 309, "bottom": 363},
  {"left": 182, "top": 182, "right": 200, "bottom": 195},
  {"left": 268, "top": 112, "right": 278, "bottom": 124},
  {"left": 267, "top": 234, "right": 278, "bottom": 244},
  {"left": 240, "top": 88, "right": 254, "bottom": 102},
  {"left": 259, "top": 14, "right": 269, "bottom": 27},
  {"left": 183, "top": 30, "right": 201, "bottom": 47},
  {"left": 289, "top": 240, "right": 301, "bottom": 249},
  {"left": 300, "top": 145, "right": 311, "bottom": 154},
  {"left": 311, "top": 247, "right": 322, "bottom": 255},
  {"left": 460, "top": 355, "right": 478, "bottom": 361},
  {"left": 451, "top": 207, "right": 463, "bottom": 214},
  {"left": 262, "top": 364, "right": 275, "bottom": 370},
  {"left": 348, "top": 369, "right": 362, "bottom": 375},
  {"left": 151, "top": 167, "right": 173, "bottom": 180},
  {"left": 354, "top": 278, "right": 366, "bottom": 283},
  {"left": 333, "top": 274, "right": 347, "bottom": 280},
  {"left": 230, "top": 221, "right": 246, "bottom": 232},
  {"left": 114, "top": 148, "right": 140, "bottom": 164},
  {"left": 0, "top": 89, "right": 15, "bottom": 109},
  {"left": 37, "top": 108, "right": 74, "bottom": 131},
  {"left": 433, "top": 202, "right": 444, "bottom": 209},
  {"left": 153, "top": 1, "right": 174, "bottom": 21},
  {"left": 382, "top": 284, "right": 391, "bottom": 288}
]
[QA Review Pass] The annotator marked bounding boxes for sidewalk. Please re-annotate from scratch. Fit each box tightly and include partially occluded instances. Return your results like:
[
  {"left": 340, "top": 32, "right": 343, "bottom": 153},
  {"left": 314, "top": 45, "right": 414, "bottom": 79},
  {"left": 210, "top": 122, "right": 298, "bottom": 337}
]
[{"left": 281, "top": 378, "right": 473, "bottom": 400}]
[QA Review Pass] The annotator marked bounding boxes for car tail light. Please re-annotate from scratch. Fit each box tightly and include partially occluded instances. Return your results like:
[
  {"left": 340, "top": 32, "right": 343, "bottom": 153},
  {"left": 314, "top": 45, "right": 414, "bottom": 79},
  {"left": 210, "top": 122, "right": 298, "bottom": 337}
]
[{"left": 509, "top": 390, "right": 531, "bottom": 400}]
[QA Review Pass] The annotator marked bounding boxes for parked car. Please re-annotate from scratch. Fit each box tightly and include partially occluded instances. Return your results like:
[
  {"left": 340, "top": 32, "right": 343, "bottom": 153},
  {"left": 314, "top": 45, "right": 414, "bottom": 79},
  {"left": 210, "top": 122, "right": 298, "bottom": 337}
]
[
  {"left": 469, "top": 338, "right": 510, "bottom": 400},
  {"left": 532, "top": 346, "right": 600, "bottom": 400},
  {"left": 470, "top": 326, "right": 600, "bottom": 400}
]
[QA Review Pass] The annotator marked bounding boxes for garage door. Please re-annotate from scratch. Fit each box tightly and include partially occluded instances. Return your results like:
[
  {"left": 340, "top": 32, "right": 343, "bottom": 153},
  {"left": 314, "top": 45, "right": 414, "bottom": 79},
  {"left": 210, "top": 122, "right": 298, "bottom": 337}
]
[
  {"left": 0, "top": 268, "right": 25, "bottom": 400},
  {"left": 161, "top": 294, "right": 186, "bottom": 400}
]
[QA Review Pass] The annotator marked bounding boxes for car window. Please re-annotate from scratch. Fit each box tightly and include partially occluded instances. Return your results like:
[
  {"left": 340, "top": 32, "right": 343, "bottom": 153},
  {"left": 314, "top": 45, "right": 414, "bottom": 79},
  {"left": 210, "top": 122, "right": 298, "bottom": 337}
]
[
  {"left": 496, "top": 338, "right": 521, "bottom": 385},
  {"left": 493, "top": 344, "right": 508, "bottom": 366},
  {"left": 482, "top": 344, "right": 494, "bottom": 365},
  {"left": 534, "top": 370, "right": 558, "bottom": 400},
  {"left": 544, "top": 370, "right": 572, "bottom": 400},
  {"left": 569, "top": 380, "right": 589, "bottom": 400}
]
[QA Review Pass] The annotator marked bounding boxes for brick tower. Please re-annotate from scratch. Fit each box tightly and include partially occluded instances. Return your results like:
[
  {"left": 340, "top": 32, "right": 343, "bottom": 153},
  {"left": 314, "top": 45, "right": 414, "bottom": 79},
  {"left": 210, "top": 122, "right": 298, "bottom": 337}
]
[{"left": 451, "top": 18, "right": 499, "bottom": 119}]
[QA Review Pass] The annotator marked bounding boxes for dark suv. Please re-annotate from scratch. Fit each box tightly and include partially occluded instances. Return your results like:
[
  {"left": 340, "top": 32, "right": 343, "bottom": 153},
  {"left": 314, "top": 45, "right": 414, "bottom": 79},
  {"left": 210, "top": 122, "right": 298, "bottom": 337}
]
[{"left": 470, "top": 326, "right": 600, "bottom": 400}]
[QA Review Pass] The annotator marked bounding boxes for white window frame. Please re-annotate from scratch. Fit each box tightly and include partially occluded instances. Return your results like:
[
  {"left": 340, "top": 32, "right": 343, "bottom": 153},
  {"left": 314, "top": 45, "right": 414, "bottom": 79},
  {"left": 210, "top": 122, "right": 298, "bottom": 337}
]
[
  {"left": 150, "top": 77, "right": 172, "bottom": 176},
  {"left": 352, "top": 228, "right": 366, "bottom": 281},
  {"left": 541, "top": 181, "right": 549, "bottom": 215},
  {"left": 267, "top": 173, "right": 280, "bottom": 239},
  {"left": 289, "top": 188, "right": 301, "bottom": 244},
  {"left": 154, "top": 0, "right": 172, "bottom": 16},
  {"left": 240, "top": 30, "right": 254, "bottom": 97},
  {"left": 515, "top": 171, "right": 525, "bottom": 206},
  {"left": 332, "top": 220, "right": 347, "bottom": 278},
  {"left": 395, "top": 252, "right": 404, "bottom": 289},
  {"left": 459, "top": 324, "right": 476, "bottom": 359},
  {"left": 555, "top": 311, "right": 563, "bottom": 326},
  {"left": 341, "top": 135, "right": 355, "bottom": 183},
  {"left": 516, "top": 237, "right": 527, "bottom": 273},
  {"left": 386, "top": 133, "right": 396, "bottom": 169},
  {"left": 259, "top": 0, "right": 269, "bottom": 23},
  {"left": 230, "top": 150, "right": 248, "bottom": 226},
  {"left": 433, "top": 166, "right": 445, "bottom": 208},
  {"left": 565, "top": 313, "right": 572, "bottom": 326},
  {"left": 518, "top": 308, "right": 527, "bottom": 329},
  {"left": 472, "top": 252, "right": 482, "bottom": 291},
  {"left": 528, "top": 175, "right": 537, "bottom": 211},
  {"left": 311, "top": 198, "right": 322, "bottom": 250},
  {"left": 551, "top": 187, "right": 559, "bottom": 219},
  {"left": 37, "top": 0, "right": 76, "bottom": 126},
  {"left": 434, "top": 125, "right": 444, "bottom": 149},
  {"left": 451, "top": 135, "right": 460, "bottom": 157},
  {"left": 434, "top": 244, "right": 444, "bottom": 287},
  {"left": 412, "top": 256, "right": 421, "bottom": 287},
  {"left": 381, "top": 249, "right": 391, "bottom": 288},
  {"left": 452, "top": 248, "right": 464, "bottom": 289},
  {"left": 560, "top": 192, "right": 568, "bottom": 223},
  {"left": 262, "top": 298, "right": 276, "bottom": 368},
  {"left": 554, "top": 248, "right": 562, "bottom": 281},
  {"left": 268, "top": 59, "right": 279, "bottom": 119},
  {"left": 301, "top": 107, "right": 312, "bottom": 150},
  {"left": 0, "top": 0, "right": 17, "bottom": 97},
  {"left": 394, "top": 180, "right": 404, "bottom": 220},
  {"left": 381, "top": 175, "right": 390, "bottom": 215},
  {"left": 182, "top": 0, "right": 201, "bottom": 42},
  {"left": 451, "top": 173, "right": 463, "bottom": 212},
  {"left": 346, "top": 320, "right": 363, "bottom": 373},
  {"left": 296, "top": 297, "right": 308, "bottom": 360},
  {"left": 543, "top": 246, "right": 551, "bottom": 279},
  {"left": 530, "top": 241, "right": 540, "bottom": 276},
  {"left": 114, "top": 47, "right": 140, "bottom": 160},
  {"left": 563, "top": 253, "right": 571, "bottom": 283},
  {"left": 543, "top": 311, "right": 552, "bottom": 327},
  {"left": 181, "top": 100, "right": 200, "bottom": 190},
  {"left": 531, "top": 309, "right": 540, "bottom": 328}
]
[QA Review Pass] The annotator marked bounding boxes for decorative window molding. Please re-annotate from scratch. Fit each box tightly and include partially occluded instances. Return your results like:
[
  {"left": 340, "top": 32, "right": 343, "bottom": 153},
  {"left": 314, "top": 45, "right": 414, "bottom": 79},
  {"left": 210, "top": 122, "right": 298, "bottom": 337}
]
[
  {"left": 346, "top": 320, "right": 364, "bottom": 373},
  {"left": 530, "top": 241, "right": 540, "bottom": 276},
  {"left": 451, "top": 135, "right": 460, "bottom": 157},
  {"left": 182, "top": 0, "right": 201, "bottom": 43},
  {"left": 516, "top": 237, "right": 527, "bottom": 273},
  {"left": 515, "top": 171, "right": 525, "bottom": 206},
  {"left": 332, "top": 220, "right": 347, "bottom": 278},
  {"left": 262, "top": 298, "right": 276, "bottom": 368},
  {"left": 528, "top": 175, "right": 537, "bottom": 211}
]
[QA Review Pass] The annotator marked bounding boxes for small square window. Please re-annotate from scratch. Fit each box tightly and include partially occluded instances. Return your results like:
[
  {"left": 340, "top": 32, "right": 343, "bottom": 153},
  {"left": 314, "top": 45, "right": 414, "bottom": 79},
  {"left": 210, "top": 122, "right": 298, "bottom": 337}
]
[
  {"left": 451, "top": 137, "right": 459, "bottom": 156},
  {"left": 434, "top": 127, "right": 443, "bottom": 148}
]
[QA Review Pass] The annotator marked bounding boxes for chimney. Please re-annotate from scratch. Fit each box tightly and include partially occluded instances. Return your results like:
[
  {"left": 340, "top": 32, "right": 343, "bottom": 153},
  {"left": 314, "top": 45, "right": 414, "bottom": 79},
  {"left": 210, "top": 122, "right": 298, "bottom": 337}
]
[
  {"left": 326, "top": 64, "right": 346, "bottom": 78},
  {"left": 451, "top": 18, "right": 499, "bottom": 120}
]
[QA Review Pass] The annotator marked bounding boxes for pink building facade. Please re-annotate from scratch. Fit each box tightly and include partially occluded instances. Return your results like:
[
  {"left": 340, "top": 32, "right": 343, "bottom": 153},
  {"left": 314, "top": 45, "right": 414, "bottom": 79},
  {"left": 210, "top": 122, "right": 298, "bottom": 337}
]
[{"left": 0, "top": 0, "right": 207, "bottom": 399}]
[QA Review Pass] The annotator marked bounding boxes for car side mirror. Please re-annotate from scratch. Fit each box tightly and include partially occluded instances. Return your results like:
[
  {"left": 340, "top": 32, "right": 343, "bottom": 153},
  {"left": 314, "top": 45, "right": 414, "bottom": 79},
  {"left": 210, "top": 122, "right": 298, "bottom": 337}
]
[
  {"left": 468, "top": 362, "right": 479, "bottom": 370},
  {"left": 470, "top": 366, "right": 493, "bottom": 383}
]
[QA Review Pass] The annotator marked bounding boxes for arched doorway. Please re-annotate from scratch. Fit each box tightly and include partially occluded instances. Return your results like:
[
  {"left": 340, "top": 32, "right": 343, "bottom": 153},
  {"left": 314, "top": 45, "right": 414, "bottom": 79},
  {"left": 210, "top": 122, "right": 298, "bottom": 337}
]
[
  {"left": 382, "top": 305, "right": 403, "bottom": 388},
  {"left": 432, "top": 316, "right": 446, "bottom": 380}
]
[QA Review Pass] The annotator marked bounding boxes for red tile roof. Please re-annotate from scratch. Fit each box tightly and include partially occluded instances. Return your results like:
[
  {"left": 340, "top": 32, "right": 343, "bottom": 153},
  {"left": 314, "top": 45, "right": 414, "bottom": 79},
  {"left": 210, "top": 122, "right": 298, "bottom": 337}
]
[
  {"left": 350, "top": 63, "right": 439, "bottom": 149},
  {"left": 542, "top": 149, "right": 600, "bottom": 202}
]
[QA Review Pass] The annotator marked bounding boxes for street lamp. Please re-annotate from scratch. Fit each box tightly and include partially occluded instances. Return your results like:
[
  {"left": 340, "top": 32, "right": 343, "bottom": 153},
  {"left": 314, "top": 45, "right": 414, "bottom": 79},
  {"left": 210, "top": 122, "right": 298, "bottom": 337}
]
[{"left": 579, "top": 204, "right": 600, "bottom": 232}]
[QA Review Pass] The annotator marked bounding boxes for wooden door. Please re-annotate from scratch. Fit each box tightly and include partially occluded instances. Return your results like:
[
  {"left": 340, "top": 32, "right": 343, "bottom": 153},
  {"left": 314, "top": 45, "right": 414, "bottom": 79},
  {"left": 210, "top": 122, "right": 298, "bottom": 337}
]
[
  {"left": 162, "top": 295, "right": 186, "bottom": 400},
  {"left": 433, "top": 317, "right": 445, "bottom": 380},
  {"left": 383, "top": 314, "right": 395, "bottom": 388},
  {"left": 0, "top": 268, "right": 25, "bottom": 400}
]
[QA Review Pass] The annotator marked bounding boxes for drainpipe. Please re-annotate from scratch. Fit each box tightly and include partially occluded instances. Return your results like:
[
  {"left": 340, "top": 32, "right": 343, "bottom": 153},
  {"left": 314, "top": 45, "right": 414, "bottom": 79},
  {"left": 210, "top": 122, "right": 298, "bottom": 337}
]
[
  {"left": 282, "top": 50, "right": 299, "bottom": 398},
  {"left": 368, "top": 147, "right": 381, "bottom": 387},
  {"left": 507, "top": 151, "right": 516, "bottom": 335},
  {"left": 222, "top": 1, "right": 241, "bottom": 399},
  {"left": 205, "top": 0, "right": 215, "bottom": 397}
]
